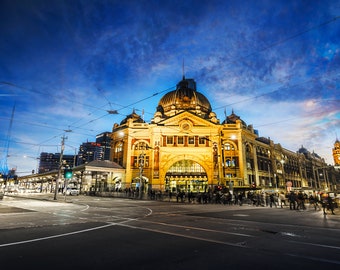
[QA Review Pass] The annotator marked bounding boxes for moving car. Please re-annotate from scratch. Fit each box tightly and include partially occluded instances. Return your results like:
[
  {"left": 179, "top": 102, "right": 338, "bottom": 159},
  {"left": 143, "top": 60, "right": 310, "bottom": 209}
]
[{"left": 65, "top": 188, "right": 80, "bottom": 196}]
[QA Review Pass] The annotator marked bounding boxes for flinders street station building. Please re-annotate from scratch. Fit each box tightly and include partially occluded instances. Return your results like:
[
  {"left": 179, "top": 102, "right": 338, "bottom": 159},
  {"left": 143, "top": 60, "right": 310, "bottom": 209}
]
[
  {"left": 13, "top": 76, "right": 340, "bottom": 196},
  {"left": 109, "top": 76, "right": 339, "bottom": 195}
]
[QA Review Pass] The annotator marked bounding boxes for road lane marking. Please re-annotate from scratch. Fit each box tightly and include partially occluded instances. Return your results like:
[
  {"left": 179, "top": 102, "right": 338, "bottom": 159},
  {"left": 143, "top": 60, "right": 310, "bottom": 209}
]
[
  {"left": 0, "top": 206, "right": 153, "bottom": 248},
  {"left": 0, "top": 217, "right": 139, "bottom": 248},
  {"left": 117, "top": 222, "right": 248, "bottom": 248},
  {"left": 136, "top": 219, "right": 254, "bottom": 237},
  {"left": 0, "top": 223, "right": 116, "bottom": 248}
]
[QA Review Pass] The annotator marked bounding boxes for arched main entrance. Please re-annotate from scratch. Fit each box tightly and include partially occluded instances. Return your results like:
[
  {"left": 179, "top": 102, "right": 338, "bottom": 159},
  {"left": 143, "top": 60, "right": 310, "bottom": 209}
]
[{"left": 165, "top": 160, "right": 208, "bottom": 193}]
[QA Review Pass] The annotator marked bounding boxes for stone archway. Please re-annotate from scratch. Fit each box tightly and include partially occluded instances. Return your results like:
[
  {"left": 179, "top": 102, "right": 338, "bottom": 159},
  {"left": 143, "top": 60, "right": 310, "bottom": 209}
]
[{"left": 165, "top": 159, "right": 208, "bottom": 193}]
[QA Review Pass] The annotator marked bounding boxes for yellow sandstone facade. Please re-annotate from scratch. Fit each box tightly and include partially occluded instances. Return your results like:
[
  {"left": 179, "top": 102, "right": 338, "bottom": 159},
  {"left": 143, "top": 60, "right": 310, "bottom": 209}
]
[{"left": 110, "top": 77, "right": 338, "bottom": 194}]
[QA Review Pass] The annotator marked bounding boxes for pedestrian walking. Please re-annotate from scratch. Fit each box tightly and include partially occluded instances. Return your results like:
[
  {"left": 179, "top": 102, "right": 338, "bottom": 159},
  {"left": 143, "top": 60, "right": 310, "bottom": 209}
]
[
  {"left": 309, "top": 194, "right": 320, "bottom": 211},
  {"left": 288, "top": 191, "right": 296, "bottom": 210},
  {"left": 322, "top": 195, "right": 335, "bottom": 215},
  {"left": 297, "top": 191, "right": 306, "bottom": 210},
  {"left": 279, "top": 192, "right": 286, "bottom": 208},
  {"left": 269, "top": 193, "right": 277, "bottom": 208}
]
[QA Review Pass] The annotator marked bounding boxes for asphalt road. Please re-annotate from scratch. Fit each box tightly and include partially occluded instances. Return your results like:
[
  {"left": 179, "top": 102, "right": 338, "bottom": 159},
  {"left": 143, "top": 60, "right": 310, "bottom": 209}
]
[{"left": 0, "top": 194, "right": 339, "bottom": 269}]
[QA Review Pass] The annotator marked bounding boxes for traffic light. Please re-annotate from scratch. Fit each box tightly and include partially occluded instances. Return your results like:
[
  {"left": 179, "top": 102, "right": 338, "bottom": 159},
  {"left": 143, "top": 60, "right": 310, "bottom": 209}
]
[{"left": 64, "top": 168, "right": 73, "bottom": 179}]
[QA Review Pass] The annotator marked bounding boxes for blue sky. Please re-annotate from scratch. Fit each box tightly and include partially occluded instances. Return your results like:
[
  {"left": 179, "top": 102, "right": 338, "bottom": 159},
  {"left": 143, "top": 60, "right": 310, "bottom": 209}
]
[{"left": 0, "top": 0, "right": 339, "bottom": 176}]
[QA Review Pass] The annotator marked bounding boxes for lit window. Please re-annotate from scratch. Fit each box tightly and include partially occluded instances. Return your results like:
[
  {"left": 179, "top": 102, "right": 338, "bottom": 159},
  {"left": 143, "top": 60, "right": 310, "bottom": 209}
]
[
  {"left": 167, "top": 136, "right": 173, "bottom": 145},
  {"left": 199, "top": 137, "right": 205, "bottom": 144}
]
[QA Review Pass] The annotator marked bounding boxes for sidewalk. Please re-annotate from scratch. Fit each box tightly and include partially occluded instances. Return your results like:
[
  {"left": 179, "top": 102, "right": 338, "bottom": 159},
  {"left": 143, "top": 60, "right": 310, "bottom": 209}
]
[
  {"left": 3, "top": 191, "right": 340, "bottom": 214},
  {"left": 1, "top": 192, "right": 73, "bottom": 203}
]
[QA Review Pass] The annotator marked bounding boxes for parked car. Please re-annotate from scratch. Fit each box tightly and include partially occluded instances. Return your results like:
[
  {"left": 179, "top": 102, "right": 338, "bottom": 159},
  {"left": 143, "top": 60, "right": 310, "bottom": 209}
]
[{"left": 64, "top": 188, "right": 80, "bottom": 196}]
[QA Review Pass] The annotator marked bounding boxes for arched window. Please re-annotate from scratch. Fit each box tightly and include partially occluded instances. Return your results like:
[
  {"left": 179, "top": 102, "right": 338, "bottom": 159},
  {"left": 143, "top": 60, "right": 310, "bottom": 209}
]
[
  {"left": 168, "top": 160, "right": 206, "bottom": 173},
  {"left": 134, "top": 141, "right": 149, "bottom": 150}
]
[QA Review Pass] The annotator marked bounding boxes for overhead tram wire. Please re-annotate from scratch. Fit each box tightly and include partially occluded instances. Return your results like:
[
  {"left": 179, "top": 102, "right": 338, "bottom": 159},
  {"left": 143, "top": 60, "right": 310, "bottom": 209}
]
[
  {"left": 120, "top": 85, "right": 175, "bottom": 110},
  {"left": 0, "top": 81, "right": 114, "bottom": 119},
  {"left": 7, "top": 129, "right": 67, "bottom": 159},
  {"left": 1, "top": 81, "right": 174, "bottom": 156},
  {"left": 0, "top": 81, "right": 115, "bottom": 136},
  {"left": 0, "top": 81, "right": 106, "bottom": 113},
  {"left": 70, "top": 85, "right": 176, "bottom": 131},
  {"left": 65, "top": 84, "right": 175, "bottom": 131},
  {"left": 41, "top": 85, "right": 176, "bottom": 153},
  {"left": 0, "top": 114, "right": 96, "bottom": 138},
  {"left": 18, "top": 84, "right": 177, "bottom": 153},
  {"left": 0, "top": 81, "right": 120, "bottom": 137}
]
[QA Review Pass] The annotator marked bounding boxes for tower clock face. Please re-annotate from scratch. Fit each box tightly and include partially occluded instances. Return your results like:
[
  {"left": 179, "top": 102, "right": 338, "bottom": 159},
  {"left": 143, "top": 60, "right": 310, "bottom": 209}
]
[
  {"left": 180, "top": 120, "right": 191, "bottom": 131},
  {"left": 182, "top": 123, "right": 190, "bottom": 130}
]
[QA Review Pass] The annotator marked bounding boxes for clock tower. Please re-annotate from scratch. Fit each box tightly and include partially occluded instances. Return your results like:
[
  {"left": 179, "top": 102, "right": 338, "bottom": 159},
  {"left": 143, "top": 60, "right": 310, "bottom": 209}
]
[{"left": 332, "top": 138, "right": 340, "bottom": 165}]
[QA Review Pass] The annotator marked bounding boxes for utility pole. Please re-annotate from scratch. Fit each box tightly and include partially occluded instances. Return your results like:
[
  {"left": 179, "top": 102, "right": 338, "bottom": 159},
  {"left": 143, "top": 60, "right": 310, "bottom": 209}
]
[{"left": 54, "top": 135, "right": 66, "bottom": 200}]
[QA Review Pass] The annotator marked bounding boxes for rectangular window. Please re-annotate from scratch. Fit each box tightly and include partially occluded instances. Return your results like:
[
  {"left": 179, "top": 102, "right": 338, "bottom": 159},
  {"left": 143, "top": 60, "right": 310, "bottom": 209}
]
[
  {"left": 178, "top": 136, "right": 184, "bottom": 144},
  {"left": 145, "top": 156, "right": 149, "bottom": 167},
  {"left": 133, "top": 156, "right": 149, "bottom": 167},
  {"left": 133, "top": 156, "right": 138, "bottom": 167},
  {"left": 167, "top": 136, "right": 173, "bottom": 145},
  {"left": 199, "top": 137, "right": 205, "bottom": 144},
  {"left": 188, "top": 136, "right": 195, "bottom": 144}
]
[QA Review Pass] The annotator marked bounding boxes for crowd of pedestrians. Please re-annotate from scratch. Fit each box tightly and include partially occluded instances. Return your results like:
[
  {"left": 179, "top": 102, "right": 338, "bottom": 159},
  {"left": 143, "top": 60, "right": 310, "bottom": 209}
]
[{"left": 120, "top": 187, "right": 337, "bottom": 215}]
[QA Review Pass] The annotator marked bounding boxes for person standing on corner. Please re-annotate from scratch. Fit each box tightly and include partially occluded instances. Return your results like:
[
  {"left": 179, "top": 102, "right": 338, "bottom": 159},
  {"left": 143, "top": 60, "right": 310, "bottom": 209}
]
[
  {"left": 288, "top": 191, "right": 296, "bottom": 210},
  {"left": 325, "top": 195, "right": 335, "bottom": 215}
]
